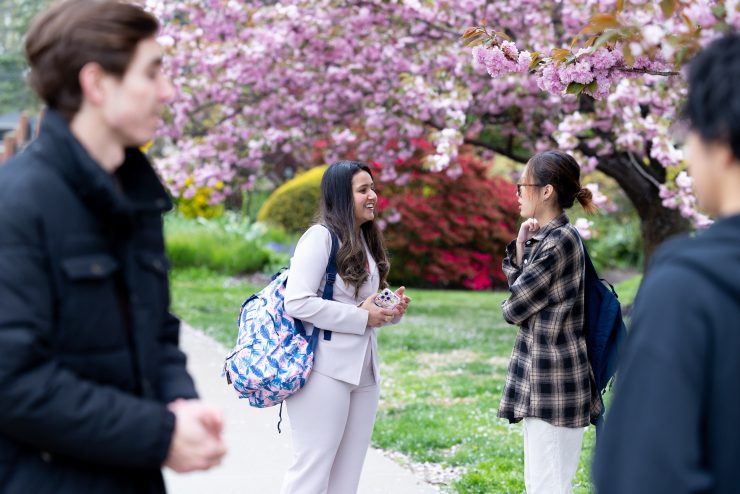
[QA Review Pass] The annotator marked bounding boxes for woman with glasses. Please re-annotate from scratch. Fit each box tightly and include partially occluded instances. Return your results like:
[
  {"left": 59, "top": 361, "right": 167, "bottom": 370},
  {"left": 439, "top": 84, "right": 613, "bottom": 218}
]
[{"left": 498, "top": 151, "right": 602, "bottom": 494}]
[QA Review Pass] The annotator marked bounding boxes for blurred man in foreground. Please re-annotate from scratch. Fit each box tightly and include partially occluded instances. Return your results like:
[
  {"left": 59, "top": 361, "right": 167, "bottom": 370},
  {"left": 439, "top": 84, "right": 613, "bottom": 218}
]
[
  {"left": 593, "top": 33, "right": 740, "bottom": 494},
  {"left": 0, "top": 1, "right": 226, "bottom": 492}
]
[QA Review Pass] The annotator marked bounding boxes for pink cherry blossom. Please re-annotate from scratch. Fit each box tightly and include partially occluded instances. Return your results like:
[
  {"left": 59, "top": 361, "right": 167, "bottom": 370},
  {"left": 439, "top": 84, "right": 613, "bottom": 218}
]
[{"left": 142, "top": 0, "right": 727, "bottom": 235}]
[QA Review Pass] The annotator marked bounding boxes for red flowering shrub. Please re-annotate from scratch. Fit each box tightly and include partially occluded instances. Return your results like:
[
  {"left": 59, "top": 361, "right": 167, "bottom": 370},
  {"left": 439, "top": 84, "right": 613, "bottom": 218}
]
[{"left": 376, "top": 145, "right": 519, "bottom": 290}]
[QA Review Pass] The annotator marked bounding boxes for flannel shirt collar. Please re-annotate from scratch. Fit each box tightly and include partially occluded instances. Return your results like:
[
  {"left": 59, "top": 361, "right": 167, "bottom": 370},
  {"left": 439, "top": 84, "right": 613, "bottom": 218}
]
[{"left": 531, "top": 212, "right": 569, "bottom": 242}]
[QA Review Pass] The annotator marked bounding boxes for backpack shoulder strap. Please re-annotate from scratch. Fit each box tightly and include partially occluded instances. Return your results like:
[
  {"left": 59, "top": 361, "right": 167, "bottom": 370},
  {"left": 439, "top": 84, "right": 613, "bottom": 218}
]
[
  {"left": 322, "top": 228, "right": 339, "bottom": 300},
  {"left": 579, "top": 237, "right": 599, "bottom": 281},
  {"left": 314, "top": 226, "right": 339, "bottom": 341},
  {"left": 579, "top": 236, "right": 619, "bottom": 296}
]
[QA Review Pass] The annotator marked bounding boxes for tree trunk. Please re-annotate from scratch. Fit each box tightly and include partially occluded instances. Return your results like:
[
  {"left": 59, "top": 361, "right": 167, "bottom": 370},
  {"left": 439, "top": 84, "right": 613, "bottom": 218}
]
[{"left": 596, "top": 152, "right": 691, "bottom": 266}]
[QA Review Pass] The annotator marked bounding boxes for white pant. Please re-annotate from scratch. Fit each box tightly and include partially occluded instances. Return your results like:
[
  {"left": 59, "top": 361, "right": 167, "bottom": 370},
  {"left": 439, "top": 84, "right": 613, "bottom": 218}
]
[
  {"left": 280, "top": 349, "right": 379, "bottom": 494},
  {"left": 523, "top": 417, "right": 585, "bottom": 494}
]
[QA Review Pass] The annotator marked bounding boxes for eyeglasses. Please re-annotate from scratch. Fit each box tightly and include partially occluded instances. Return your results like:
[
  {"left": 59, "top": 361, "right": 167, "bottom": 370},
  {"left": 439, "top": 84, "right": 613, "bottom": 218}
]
[{"left": 516, "top": 183, "right": 542, "bottom": 197}]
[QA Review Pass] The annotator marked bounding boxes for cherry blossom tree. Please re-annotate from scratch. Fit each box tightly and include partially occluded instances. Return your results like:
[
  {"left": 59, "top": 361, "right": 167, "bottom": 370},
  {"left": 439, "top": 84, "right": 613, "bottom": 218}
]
[{"left": 146, "top": 0, "right": 739, "bottom": 261}]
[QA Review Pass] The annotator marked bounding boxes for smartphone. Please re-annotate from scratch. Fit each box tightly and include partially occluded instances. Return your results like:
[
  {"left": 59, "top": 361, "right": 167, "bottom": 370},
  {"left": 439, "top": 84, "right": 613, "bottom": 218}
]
[{"left": 373, "top": 288, "right": 401, "bottom": 309}]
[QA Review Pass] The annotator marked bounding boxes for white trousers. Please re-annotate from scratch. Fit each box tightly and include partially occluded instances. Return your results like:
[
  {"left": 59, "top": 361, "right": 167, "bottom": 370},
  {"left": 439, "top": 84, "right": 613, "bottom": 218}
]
[
  {"left": 280, "top": 349, "right": 379, "bottom": 494},
  {"left": 523, "top": 417, "right": 585, "bottom": 494}
]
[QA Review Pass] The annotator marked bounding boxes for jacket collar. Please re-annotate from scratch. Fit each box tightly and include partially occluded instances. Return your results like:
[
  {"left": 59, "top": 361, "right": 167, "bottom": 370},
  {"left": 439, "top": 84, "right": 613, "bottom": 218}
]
[{"left": 35, "top": 109, "right": 172, "bottom": 223}]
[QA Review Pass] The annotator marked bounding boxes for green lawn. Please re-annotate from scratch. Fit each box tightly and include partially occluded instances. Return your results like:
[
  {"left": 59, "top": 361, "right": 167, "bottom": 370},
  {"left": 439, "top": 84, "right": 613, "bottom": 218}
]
[{"left": 170, "top": 268, "right": 640, "bottom": 493}]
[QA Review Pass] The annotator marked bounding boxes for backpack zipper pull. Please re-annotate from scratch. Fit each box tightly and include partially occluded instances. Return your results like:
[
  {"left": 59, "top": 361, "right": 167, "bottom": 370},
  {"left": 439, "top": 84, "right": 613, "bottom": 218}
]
[{"left": 224, "top": 362, "right": 232, "bottom": 384}]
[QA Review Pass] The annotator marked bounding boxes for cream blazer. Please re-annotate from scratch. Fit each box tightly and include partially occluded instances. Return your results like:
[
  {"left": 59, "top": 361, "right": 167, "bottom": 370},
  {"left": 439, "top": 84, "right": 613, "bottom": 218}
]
[{"left": 284, "top": 224, "right": 380, "bottom": 385}]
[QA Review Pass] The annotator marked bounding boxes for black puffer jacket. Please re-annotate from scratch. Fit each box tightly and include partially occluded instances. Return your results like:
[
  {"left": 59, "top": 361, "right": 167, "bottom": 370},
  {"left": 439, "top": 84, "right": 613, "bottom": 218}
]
[{"left": 0, "top": 110, "right": 197, "bottom": 493}]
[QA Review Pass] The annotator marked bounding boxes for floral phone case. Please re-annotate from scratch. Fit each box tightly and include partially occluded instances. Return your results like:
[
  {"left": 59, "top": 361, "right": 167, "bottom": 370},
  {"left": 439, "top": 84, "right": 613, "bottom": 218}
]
[{"left": 373, "top": 288, "right": 401, "bottom": 309}]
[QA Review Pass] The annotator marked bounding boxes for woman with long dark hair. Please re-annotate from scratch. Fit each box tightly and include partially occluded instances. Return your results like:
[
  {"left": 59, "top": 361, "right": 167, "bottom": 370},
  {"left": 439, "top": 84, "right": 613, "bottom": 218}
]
[
  {"left": 498, "top": 151, "right": 602, "bottom": 494},
  {"left": 281, "top": 160, "right": 410, "bottom": 494}
]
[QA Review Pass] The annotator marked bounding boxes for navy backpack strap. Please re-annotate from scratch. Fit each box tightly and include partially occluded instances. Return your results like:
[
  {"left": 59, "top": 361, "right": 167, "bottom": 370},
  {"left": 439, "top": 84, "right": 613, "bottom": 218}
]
[
  {"left": 580, "top": 236, "right": 618, "bottom": 295},
  {"left": 582, "top": 242, "right": 600, "bottom": 282},
  {"left": 581, "top": 241, "right": 599, "bottom": 278},
  {"left": 314, "top": 227, "right": 339, "bottom": 341}
]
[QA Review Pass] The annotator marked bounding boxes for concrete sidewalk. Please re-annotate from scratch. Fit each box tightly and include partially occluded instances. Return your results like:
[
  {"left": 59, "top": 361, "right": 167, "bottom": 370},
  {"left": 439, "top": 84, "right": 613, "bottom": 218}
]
[{"left": 164, "top": 326, "right": 437, "bottom": 494}]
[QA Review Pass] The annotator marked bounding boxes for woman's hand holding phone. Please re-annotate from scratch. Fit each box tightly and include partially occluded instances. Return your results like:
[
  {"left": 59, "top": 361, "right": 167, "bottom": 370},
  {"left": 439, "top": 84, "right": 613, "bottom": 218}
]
[
  {"left": 361, "top": 294, "right": 396, "bottom": 327},
  {"left": 390, "top": 286, "right": 411, "bottom": 319},
  {"left": 361, "top": 286, "right": 412, "bottom": 326}
]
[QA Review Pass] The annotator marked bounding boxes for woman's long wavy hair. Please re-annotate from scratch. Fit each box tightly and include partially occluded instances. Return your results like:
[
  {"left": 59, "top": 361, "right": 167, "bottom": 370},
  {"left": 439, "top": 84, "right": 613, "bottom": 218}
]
[{"left": 318, "top": 161, "right": 390, "bottom": 296}]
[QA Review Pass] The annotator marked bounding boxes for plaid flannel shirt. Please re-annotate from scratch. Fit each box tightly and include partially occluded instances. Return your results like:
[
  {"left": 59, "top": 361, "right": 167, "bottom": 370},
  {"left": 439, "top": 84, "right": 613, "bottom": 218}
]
[{"left": 497, "top": 214, "right": 602, "bottom": 428}]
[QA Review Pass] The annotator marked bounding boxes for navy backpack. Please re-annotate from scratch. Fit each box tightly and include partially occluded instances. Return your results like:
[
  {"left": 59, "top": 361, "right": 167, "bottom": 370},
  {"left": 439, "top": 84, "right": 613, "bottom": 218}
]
[{"left": 580, "top": 240, "right": 628, "bottom": 432}]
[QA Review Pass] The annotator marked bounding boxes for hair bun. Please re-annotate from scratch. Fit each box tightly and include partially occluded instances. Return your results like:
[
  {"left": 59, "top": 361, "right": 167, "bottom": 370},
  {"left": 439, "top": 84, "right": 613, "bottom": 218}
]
[
  {"left": 575, "top": 187, "right": 592, "bottom": 200},
  {"left": 575, "top": 186, "right": 597, "bottom": 214}
]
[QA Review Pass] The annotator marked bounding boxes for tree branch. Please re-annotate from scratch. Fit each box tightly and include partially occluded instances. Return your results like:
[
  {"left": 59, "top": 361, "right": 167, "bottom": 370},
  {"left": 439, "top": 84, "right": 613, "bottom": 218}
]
[
  {"left": 465, "top": 136, "right": 528, "bottom": 162},
  {"left": 188, "top": 105, "right": 245, "bottom": 138},
  {"left": 349, "top": 0, "right": 460, "bottom": 39},
  {"left": 423, "top": 118, "right": 528, "bottom": 163},
  {"left": 627, "top": 151, "right": 662, "bottom": 189},
  {"left": 479, "top": 111, "right": 518, "bottom": 125},
  {"left": 552, "top": 1, "right": 565, "bottom": 46},
  {"left": 617, "top": 67, "right": 680, "bottom": 76}
]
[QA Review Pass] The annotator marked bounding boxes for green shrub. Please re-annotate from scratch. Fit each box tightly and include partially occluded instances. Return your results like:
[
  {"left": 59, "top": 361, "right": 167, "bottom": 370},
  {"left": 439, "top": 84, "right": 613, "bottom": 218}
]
[
  {"left": 215, "top": 211, "right": 296, "bottom": 245},
  {"left": 257, "top": 165, "right": 326, "bottom": 233},
  {"left": 582, "top": 208, "right": 643, "bottom": 273},
  {"left": 377, "top": 146, "right": 519, "bottom": 290},
  {"left": 241, "top": 189, "right": 272, "bottom": 221},
  {"left": 176, "top": 183, "right": 225, "bottom": 219},
  {"left": 165, "top": 227, "right": 268, "bottom": 273},
  {"left": 164, "top": 212, "right": 292, "bottom": 274}
]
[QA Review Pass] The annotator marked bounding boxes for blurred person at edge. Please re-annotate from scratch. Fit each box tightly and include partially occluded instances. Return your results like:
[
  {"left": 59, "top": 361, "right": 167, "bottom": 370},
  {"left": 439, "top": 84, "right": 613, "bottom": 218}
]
[
  {"left": 593, "top": 33, "right": 740, "bottom": 494},
  {"left": 0, "top": 1, "right": 226, "bottom": 492}
]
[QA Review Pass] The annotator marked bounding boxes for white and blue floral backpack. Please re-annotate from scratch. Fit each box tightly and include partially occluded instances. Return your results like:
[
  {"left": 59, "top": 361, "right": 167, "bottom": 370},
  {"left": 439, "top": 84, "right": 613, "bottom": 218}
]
[{"left": 223, "top": 229, "right": 338, "bottom": 431}]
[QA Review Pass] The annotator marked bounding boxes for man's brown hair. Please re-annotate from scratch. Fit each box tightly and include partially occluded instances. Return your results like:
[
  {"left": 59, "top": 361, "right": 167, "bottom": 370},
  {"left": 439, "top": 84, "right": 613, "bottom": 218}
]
[{"left": 25, "top": 0, "right": 159, "bottom": 121}]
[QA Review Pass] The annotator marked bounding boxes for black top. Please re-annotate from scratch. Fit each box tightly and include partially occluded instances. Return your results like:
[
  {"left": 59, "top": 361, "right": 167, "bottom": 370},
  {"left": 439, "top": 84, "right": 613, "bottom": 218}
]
[
  {"left": 593, "top": 214, "right": 740, "bottom": 494},
  {"left": 0, "top": 109, "right": 196, "bottom": 493}
]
